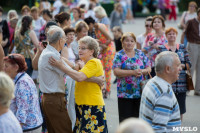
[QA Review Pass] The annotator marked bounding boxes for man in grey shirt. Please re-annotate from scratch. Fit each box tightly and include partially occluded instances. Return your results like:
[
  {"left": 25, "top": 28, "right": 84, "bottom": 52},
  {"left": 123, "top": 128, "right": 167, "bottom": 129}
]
[{"left": 38, "top": 25, "right": 72, "bottom": 133}]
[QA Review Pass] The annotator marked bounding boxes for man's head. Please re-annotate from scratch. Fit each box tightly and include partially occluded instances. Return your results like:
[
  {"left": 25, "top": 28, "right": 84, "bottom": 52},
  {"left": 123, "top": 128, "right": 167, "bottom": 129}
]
[
  {"left": 155, "top": 51, "right": 182, "bottom": 84},
  {"left": 47, "top": 25, "right": 66, "bottom": 51}
]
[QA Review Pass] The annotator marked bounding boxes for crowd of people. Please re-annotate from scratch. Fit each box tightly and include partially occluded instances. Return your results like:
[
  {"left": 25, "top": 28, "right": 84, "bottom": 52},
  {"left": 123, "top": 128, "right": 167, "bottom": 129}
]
[{"left": 0, "top": 0, "right": 200, "bottom": 133}]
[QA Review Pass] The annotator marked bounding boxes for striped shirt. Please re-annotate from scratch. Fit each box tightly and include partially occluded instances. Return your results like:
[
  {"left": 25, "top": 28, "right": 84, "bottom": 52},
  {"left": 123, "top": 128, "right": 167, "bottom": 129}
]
[{"left": 139, "top": 76, "right": 181, "bottom": 133}]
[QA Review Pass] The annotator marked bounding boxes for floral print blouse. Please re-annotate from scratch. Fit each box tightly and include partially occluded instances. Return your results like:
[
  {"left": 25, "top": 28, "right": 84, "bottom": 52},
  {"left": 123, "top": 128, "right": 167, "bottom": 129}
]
[
  {"left": 113, "top": 49, "right": 150, "bottom": 99},
  {"left": 143, "top": 33, "right": 167, "bottom": 67},
  {"left": 10, "top": 72, "right": 43, "bottom": 131}
]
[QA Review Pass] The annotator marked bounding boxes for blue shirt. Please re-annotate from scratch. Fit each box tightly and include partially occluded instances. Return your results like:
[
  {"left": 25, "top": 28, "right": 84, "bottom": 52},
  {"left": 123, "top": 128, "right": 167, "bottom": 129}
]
[{"left": 10, "top": 72, "right": 43, "bottom": 130}]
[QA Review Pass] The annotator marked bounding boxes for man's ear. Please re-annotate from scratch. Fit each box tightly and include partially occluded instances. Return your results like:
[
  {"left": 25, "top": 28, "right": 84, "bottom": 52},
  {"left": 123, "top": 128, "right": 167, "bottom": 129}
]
[{"left": 165, "top": 65, "right": 171, "bottom": 74}]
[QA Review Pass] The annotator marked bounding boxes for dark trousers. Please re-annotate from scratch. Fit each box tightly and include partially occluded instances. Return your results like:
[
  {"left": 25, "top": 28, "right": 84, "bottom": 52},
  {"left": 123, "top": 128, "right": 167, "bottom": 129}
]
[
  {"left": 42, "top": 93, "right": 72, "bottom": 133},
  {"left": 118, "top": 98, "right": 141, "bottom": 123}
]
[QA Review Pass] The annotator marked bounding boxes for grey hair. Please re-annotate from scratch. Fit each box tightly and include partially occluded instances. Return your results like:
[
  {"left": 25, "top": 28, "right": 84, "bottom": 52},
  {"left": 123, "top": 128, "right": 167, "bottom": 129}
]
[
  {"left": 47, "top": 25, "right": 65, "bottom": 45},
  {"left": 116, "top": 118, "right": 155, "bottom": 133},
  {"left": 78, "top": 36, "right": 100, "bottom": 58},
  {"left": 155, "top": 51, "right": 178, "bottom": 74},
  {"left": 0, "top": 72, "right": 15, "bottom": 108},
  {"left": 7, "top": 10, "right": 18, "bottom": 22},
  {"left": 94, "top": 6, "right": 107, "bottom": 18}
]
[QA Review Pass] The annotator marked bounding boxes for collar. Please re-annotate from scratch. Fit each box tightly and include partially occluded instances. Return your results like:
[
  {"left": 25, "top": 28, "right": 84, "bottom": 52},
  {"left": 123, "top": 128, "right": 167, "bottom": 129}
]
[
  {"left": 164, "top": 43, "right": 179, "bottom": 50},
  {"left": 46, "top": 44, "right": 60, "bottom": 57},
  {"left": 155, "top": 76, "right": 172, "bottom": 87}
]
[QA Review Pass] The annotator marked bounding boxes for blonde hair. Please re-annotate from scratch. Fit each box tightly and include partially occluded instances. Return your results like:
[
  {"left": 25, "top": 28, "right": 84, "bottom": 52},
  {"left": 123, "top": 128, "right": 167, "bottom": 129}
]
[
  {"left": 114, "top": 3, "right": 122, "bottom": 11},
  {"left": 0, "top": 72, "right": 15, "bottom": 108},
  {"left": 75, "top": 21, "right": 89, "bottom": 33},
  {"left": 78, "top": 36, "right": 100, "bottom": 58},
  {"left": 94, "top": 6, "right": 107, "bottom": 18},
  {"left": 117, "top": 118, "right": 155, "bottom": 133}
]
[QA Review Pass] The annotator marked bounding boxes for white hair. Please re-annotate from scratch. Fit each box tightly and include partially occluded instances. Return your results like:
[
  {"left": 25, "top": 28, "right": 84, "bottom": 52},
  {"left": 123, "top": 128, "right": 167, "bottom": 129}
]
[
  {"left": 7, "top": 10, "right": 18, "bottom": 22},
  {"left": 116, "top": 118, "right": 155, "bottom": 133},
  {"left": 47, "top": 25, "right": 65, "bottom": 45},
  {"left": 0, "top": 72, "right": 15, "bottom": 108},
  {"left": 94, "top": 6, "right": 107, "bottom": 18},
  {"left": 155, "top": 51, "right": 178, "bottom": 74}
]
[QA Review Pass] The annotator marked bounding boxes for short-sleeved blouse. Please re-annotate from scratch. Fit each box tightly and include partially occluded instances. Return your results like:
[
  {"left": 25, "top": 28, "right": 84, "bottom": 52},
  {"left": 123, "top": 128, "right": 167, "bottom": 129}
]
[
  {"left": 113, "top": 49, "right": 150, "bottom": 99},
  {"left": 143, "top": 33, "right": 167, "bottom": 67},
  {"left": 10, "top": 72, "right": 43, "bottom": 130}
]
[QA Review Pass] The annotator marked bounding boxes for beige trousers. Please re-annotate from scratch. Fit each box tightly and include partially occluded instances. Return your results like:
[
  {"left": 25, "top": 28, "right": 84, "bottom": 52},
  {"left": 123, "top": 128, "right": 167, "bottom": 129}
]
[{"left": 187, "top": 43, "right": 200, "bottom": 93}]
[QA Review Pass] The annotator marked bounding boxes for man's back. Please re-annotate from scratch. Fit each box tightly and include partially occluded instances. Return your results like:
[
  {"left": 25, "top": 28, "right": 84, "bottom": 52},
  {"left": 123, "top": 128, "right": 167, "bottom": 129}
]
[
  {"left": 38, "top": 44, "right": 65, "bottom": 93},
  {"left": 140, "top": 76, "right": 181, "bottom": 133}
]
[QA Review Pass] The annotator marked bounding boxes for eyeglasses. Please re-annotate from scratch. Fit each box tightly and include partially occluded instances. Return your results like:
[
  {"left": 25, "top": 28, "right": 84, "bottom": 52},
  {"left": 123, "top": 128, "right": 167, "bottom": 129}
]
[
  {"left": 79, "top": 47, "right": 89, "bottom": 51},
  {"left": 8, "top": 55, "right": 18, "bottom": 64},
  {"left": 189, "top": 5, "right": 196, "bottom": 8},
  {"left": 145, "top": 25, "right": 152, "bottom": 28}
]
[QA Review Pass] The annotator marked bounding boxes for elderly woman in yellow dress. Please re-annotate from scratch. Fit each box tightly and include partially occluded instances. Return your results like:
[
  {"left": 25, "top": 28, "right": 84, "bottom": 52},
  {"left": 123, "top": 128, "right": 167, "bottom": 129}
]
[{"left": 49, "top": 36, "right": 108, "bottom": 132}]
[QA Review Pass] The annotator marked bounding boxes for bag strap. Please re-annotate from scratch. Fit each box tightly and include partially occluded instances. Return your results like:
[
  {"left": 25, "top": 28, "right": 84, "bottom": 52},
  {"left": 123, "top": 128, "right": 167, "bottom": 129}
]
[
  {"left": 183, "top": 11, "right": 188, "bottom": 24},
  {"left": 186, "top": 63, "right": 191, "bottom": 73},
  {"left": 15, "top": 73, "right": 25, "bottom": 84}
]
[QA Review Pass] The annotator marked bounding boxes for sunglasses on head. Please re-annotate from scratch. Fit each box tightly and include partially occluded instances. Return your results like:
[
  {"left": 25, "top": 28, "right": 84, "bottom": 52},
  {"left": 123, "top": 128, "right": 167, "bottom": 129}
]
[
  {"left": 8, "top": 55, "right": 18, "bottom": 64},
  {"left": 145, "top": 25, "right": 152, "bottom": 28}
]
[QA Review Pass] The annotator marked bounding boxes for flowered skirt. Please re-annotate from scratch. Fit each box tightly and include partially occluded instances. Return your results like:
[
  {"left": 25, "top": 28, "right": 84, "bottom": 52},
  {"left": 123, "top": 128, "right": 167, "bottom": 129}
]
[{"left": 73, "top": 104, "right": 108, "bottom": 133}]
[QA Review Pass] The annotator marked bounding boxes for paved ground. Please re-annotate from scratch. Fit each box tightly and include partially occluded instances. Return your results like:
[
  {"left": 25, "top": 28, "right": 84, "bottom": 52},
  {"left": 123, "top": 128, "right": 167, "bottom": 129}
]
[{"left": 104, "top": 17, "right": 200, "bottom": 133}]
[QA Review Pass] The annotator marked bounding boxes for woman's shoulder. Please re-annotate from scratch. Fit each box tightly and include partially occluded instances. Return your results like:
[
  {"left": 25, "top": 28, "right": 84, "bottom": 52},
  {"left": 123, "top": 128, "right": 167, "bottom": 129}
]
[{"left": 178, "top": 43, "right": 186, "bottom": 49}]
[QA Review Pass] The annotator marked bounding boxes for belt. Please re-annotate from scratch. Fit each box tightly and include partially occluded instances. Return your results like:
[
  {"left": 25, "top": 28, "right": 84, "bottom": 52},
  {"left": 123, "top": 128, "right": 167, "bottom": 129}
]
[{"left": 43, "top": 92, "right": 66, "bottom": 96}]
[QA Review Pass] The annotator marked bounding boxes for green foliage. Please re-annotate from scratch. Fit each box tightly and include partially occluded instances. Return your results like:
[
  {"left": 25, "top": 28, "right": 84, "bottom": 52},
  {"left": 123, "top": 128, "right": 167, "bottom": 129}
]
[{"left": 178, "top": 0, "right": 200, "bottom": 12}]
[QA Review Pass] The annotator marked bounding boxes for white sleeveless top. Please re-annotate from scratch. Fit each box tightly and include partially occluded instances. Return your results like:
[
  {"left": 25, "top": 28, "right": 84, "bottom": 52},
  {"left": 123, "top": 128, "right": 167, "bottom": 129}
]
[{"left": 68, "top": 47, "right": 76, "bottom": 63}]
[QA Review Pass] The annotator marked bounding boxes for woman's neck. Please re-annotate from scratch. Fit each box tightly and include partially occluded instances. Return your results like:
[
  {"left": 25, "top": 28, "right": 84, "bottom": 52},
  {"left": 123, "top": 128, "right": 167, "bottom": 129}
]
[
  {"left": 74, "top": 17, "right": 79, "bottom": 22},
  {"left": 124, "top": 48, "right": 135, "bottom": 54},
  {"left": 0, "top": 106, "right": 8, "bottom": 116},
  {"left": 155, "top": 29, "right": 164, "bottom": 37},
  {"left": 168, "top": 41, "right": 176, "bottom": 46},
  {"left": 84, "top": 56, "right": 94, "bottom": 64},
  {"left": 188, "top": 10, "right": 195, "bottom": 14},
  {"left": 46, "top": 17, "right": 51, "bottom": 22}
]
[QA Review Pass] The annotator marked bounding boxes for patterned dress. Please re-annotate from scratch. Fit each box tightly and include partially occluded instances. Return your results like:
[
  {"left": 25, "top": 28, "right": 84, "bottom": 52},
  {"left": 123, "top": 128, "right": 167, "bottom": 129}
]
[
  {"left": 112, "top": 49, "right": 150, "bottom": 99},
  {"left": 96, "top": 23, "right": 116, "bottom": 92},
  {"left": 10, "top": 72, "right": 43, "bottom": 131}
]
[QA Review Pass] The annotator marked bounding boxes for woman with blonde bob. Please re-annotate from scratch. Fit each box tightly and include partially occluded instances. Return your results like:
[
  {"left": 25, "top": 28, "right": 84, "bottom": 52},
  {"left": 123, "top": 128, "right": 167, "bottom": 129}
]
[
  {"left": 94, "top": 6, "right": 110, "bottom": 28},
  {"left": 0, "top": 72, "right": 22, "bottom": 133},
  {"left": 49, "top": 36, "right": 108, "bottom": 133},
  {"left": 113, "top": 32, "right": 151, "bottom": 122},
  {"left": 157, "top": 27, "right": 191, "bottom": 121}
]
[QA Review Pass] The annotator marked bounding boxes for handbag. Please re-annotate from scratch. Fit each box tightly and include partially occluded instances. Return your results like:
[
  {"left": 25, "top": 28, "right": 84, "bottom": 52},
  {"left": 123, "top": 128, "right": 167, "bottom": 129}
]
[
  {"left": 186, "top": 63, "right": 194, "bottom": 90},
  {"left": 140, "top": 71, "right": 152, "bottom": 91},
  {"left": 177, "top": 11, "right": 188, "bottom": 30}
]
